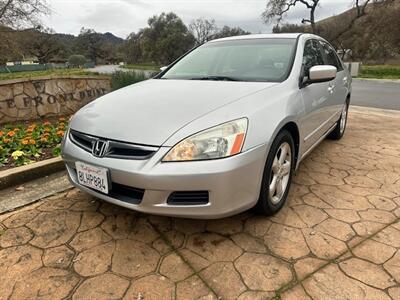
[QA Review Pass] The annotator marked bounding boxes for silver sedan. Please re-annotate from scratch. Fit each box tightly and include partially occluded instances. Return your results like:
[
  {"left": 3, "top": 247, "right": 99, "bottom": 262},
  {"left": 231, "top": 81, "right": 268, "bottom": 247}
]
[{"left": 61, "top": 33, "right": 351, "bottom": 219}]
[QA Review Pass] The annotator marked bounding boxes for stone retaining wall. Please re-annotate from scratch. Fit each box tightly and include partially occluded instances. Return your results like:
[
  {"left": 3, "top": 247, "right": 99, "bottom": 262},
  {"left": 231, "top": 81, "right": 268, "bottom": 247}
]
[{"left": 0, "top": 76, "right": 111, "bottom": 124}]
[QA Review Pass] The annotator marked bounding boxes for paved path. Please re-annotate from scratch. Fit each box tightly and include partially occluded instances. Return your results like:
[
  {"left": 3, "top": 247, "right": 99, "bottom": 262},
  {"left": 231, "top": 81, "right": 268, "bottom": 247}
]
[
  {"left": 352, "top": 79, "right": 400, "bottom": 111},
  {"left": 87, "top": 65, "right": 155, "bottom": 77},
  {"left": 1, "top": 110, "right": 400, "bottom": 299}
]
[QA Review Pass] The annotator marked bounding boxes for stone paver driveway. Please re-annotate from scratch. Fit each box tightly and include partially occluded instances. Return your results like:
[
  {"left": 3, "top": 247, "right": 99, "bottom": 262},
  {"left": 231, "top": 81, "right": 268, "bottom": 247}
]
[{"left": 1, "top": 109, "right": 400, "bottom": 300}]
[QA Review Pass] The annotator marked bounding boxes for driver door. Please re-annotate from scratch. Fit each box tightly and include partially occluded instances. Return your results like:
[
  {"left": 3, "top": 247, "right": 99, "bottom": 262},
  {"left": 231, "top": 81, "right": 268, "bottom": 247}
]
[{"left": 299, "top": 39, "right": 332, "bottom": 152}]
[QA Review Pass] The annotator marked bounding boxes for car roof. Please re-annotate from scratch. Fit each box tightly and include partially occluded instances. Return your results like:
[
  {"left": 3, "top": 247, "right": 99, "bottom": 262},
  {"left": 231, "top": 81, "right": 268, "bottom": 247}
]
[{"left": 208, "top": 33, "right": 304, "bottom": 43}]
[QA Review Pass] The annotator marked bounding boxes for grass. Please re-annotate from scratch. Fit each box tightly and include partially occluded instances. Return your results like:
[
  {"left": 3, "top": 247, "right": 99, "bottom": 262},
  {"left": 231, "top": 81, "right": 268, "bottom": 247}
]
[
  {"left": 120, "top": 63, "right": 160, "bottom": 71},
  {"left": 0, "top": 68, "right": 103, "bottom": 81},
  {"left": 358, "top": 65, "right": 400, "bottom": 79},
  {"left": 110, "top": 70, "right": 148, "bottom": 90}
]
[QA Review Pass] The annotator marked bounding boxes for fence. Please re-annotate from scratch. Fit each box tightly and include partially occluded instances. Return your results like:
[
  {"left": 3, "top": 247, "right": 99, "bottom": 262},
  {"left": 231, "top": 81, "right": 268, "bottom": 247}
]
[{"left": 0, "top": 62, "right": 96, "bottom": 74}]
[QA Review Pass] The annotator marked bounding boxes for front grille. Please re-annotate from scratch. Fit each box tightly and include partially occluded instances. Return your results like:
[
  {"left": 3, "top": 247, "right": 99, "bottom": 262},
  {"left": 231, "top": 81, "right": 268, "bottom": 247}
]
[
  {"left": 167, "top": 191, "right": 209, "bottom": 205},
  {"left": 69, "top": 130, "right": 158, "bottom": 160}
]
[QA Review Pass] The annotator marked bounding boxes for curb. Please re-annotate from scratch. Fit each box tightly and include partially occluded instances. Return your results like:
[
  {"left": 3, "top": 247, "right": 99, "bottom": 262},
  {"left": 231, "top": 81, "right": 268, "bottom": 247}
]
[
  {"left": 0, "top": 157, "right": 65, "bottom": 190},
  {"left": 353, "top": 78, "right": 400, "bottom": 83},
  {"left": 350, "top": 105, "right": 400, "bottom": 118}
]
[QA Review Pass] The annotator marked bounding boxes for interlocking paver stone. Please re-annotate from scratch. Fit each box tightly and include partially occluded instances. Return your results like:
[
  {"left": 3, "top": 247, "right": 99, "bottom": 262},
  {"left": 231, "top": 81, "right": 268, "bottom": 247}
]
[
  {"left": 10, "top": 267, "right": 79, "bottom": 300},
  {"left": 0, "top": 110, "right": 399, "bottom": 299},
  {"left": 235, "top": 253, "right": 292, "bottom": 291},
  {"left": 43, "top": 245, "right": 74, "bottom": 269},
  {"left": 73, "top": 273, "right": 129, "bottom": 300},
  {"left": 27, "top": 211, "right": 80, "bottom": 248},
  {"left": 200, "top": 262, "right": 246, "bottom": 299},
  {"left": 159, "top": 252, "right": 193, "bottom": 281},
  {"left": 0, "top": 226, "right": 33, "bottom": 247},
  {"left": 0, "top": 245, "right": 43, "bottom": 299},
  {"left": 383, "top": 250, "right": 400, "bottom": 283},
  {"left": 176, "top": 275, "right": 215, "bottom": 300},
  {"left": 112, "top": 239, "right": 160, "bottom": 277},
  {"left": 303, "top": 264, "right": 391, "bottom": 300},
  {"left": 123, "top": 274, "right": 175, "bottom": 300},
  {"left": 352, "top": 239, "right": 397, "bottom": 264},
  {"left": 339, "top": 258, "right": 396, "bottom": 289},
  {"left": 264, "top": 224, "right": 309, "bottom": 259},
  {"left": 73, "top": 241, "right": 114, "bottom": 276}
]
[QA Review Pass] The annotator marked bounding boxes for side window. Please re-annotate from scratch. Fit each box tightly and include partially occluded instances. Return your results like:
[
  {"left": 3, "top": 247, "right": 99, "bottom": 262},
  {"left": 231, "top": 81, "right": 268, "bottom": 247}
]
[
  {"left": 319, "top": 41, "right": 343, "bottom": 71},
  {"left": 302, "top": 40, "right": 324, "bottom": 76}
]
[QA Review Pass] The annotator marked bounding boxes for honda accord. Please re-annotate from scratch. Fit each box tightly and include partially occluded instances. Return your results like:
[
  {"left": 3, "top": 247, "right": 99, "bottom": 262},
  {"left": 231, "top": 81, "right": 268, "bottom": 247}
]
[{"left": 61, "top": 33, "right": 351, "bottom": 218}]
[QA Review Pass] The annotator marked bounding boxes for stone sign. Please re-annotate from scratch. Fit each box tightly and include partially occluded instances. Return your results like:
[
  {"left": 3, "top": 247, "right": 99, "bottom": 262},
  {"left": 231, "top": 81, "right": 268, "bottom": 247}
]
[{"left": 0, "top": 76, "right": 111, "bottom": 124}]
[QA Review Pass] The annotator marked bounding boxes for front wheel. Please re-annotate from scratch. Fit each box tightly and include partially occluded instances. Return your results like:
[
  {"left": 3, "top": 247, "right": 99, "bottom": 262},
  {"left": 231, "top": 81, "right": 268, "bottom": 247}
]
[
  {"left": 255, "top": 130, "right": 295, "bottom": 216},
  {"left": 328, "top": 101, "right": 349, "bottom": 140}
]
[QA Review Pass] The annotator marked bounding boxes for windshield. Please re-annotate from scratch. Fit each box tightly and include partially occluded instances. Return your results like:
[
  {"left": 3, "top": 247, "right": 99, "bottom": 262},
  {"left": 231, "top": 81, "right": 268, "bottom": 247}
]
[{"left": 161, "top": 38, "right": 297, "bottom": 82}]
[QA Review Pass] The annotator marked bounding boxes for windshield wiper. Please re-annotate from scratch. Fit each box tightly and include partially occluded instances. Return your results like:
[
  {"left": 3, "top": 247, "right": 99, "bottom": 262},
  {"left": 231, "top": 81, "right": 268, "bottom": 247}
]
[{"left": 190, "top": 76, "right": 241, "bottom": 81}]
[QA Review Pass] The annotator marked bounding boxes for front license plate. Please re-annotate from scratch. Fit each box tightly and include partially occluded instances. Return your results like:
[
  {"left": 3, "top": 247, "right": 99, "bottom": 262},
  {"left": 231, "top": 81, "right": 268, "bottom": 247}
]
[{"left": 76, "top": 161, "right": 109, "bottom": 194}]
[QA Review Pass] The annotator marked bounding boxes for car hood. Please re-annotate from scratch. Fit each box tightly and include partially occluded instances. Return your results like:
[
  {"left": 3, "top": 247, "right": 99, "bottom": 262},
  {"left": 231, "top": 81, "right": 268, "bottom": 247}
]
[{"left": 70, "top": 79, "right": 276, "bottom": 146}]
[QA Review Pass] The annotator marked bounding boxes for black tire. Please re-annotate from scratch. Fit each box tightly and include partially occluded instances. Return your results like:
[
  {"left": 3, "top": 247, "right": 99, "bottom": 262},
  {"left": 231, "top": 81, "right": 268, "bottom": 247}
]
[
  {"left": 255, "top": 130, "right": 295, "bottom": 216},
  {"left": 328, "top": 100, "right": 349, "bottom": 140}
]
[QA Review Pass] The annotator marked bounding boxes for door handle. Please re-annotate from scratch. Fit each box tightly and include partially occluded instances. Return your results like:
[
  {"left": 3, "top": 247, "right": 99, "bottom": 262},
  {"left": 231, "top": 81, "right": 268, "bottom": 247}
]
[
  {"left": 328, "top": 85, "right": 335, "bottom": 94},
  {"left": 343, "top": 77, "right": 348, "bottom": 85}
]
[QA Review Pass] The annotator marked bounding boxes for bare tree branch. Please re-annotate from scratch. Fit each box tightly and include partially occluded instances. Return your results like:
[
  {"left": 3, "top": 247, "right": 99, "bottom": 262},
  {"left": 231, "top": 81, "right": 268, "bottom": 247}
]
[
  {"left": 262, "top": 0, "right": 320, "bottom": 33},
  {"left": 0, "top": 0, "right": 49, "bottom": 28}
]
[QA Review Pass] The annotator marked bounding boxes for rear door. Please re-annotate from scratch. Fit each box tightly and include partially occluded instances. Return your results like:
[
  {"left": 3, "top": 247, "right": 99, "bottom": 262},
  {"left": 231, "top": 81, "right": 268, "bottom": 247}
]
[{"left": 299, "top": 39, "right": 331, "bottom": 151}]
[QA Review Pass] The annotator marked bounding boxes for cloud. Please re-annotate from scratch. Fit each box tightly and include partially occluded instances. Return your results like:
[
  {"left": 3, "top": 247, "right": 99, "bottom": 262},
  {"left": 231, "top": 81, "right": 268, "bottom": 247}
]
[{"left": 43, "top": 0, "right": 353, "bottom": 37}]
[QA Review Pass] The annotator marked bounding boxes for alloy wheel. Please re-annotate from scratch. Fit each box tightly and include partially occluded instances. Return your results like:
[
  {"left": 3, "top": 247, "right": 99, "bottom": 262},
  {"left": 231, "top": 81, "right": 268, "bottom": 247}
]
[
  {"left": 340, "top": 104, "right": 348, "bottom": 134},
  {"left": 269, "top": 142, "right": 292, "bottom": 205}
]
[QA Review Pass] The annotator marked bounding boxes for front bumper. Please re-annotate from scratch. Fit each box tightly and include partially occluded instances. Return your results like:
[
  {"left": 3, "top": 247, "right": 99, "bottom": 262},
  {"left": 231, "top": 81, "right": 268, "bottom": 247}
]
[{"left": 62, "top": 134, "right": 267, "bottom": 219}]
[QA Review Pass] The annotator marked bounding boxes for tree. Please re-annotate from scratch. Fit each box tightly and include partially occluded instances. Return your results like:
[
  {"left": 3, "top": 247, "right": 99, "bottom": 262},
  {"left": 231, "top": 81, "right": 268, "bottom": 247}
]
[
  {"left": 25, "top": 26, "right": 61, "bottom": 64},
  {"left": 189, "top": 18, "right": 217, "bottom": 45},
  {"left": 0, "top": 29, "right": 23, "bottom": 65},
  {"left": 68, "top": 55, "right": 86, "bottom": 68},
  {"left": 123, "top": 30, "right": 144, "bottom": 64},
  {"left": 212, "top": 26, "right": 251, "bottom": 39},
  {"left": 140, "top": 12, "right": 195, "bottom": 65},
  {"left": 262, "top": 0, "right": 320, "bottom": 33},
  {"left": 75, "top": 28, "right": 106, "bottom": 64},
  {"left": 0, "top": 0, "right": 49, "bottom": 28}
]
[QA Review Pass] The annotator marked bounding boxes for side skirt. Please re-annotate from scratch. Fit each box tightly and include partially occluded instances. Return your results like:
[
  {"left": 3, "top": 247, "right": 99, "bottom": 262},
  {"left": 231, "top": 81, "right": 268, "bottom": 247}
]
[{"left": 295, "top": 123, "right": 337, "bottom": 171}]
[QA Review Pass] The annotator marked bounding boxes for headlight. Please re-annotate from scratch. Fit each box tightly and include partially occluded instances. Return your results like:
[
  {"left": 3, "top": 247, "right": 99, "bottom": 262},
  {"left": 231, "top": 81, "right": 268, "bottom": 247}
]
[{"left": 163, "top": 118, "right": 248, "bottom": 162}]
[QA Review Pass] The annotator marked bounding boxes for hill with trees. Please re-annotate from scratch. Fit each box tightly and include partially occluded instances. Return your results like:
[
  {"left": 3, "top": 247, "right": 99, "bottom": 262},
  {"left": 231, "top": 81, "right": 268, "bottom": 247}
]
[
  {"left": 0, "top": 10, "right": 250, "bottom": 67},
  {"left": 272, "top": 0, "right": 400, "bottom": 63}
]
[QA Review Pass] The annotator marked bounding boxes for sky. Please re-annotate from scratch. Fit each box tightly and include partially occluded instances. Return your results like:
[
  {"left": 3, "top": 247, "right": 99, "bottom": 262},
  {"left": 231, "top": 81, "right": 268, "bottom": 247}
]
[{"left": 43, "top": 0, "right": 355, "bottom": 38}]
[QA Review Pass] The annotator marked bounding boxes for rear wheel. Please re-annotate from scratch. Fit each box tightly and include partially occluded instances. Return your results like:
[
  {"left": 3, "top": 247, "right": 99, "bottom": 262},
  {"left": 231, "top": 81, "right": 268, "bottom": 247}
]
[
  {"left": 255, "top": 130, "right": 295, "bottom": 216},
  {"left": 328, "top": 101, "right": 349, "bottom": 140}
]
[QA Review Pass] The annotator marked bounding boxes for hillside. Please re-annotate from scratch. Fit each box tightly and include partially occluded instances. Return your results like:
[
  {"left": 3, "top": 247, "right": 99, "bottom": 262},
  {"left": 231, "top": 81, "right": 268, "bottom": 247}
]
[
  {"left": 0, "top": 28, "right": 125, "bottom": 64},
  {"left": 318, "top": 1, "right": 400, "bottom": 63},
  {"left": 275, "top": 1, "right": 400, "bottom": 63}
]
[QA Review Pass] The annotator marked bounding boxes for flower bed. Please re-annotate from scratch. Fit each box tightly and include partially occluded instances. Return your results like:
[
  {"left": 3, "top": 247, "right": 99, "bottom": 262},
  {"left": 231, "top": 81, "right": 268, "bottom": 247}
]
[{"left": 0, "top": 118, "right": 68, "bottom": 170}]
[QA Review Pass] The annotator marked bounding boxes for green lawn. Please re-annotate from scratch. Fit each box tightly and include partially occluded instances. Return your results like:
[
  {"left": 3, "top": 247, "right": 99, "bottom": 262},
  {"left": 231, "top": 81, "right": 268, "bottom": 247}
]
[
  {"left": 0, "top": 68, "right": 104, "bottom": 81},
  {"left": 358, "top": 65, "right": 400, "bottom": 80},
  {"left": 120, "top": 63, "right": 160, "bottom": 71}
]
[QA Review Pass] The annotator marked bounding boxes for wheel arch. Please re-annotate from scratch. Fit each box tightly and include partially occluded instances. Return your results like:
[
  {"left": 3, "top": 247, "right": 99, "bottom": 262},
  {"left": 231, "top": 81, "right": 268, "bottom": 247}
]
[{"left": 279, "top": 121, "right": 300, "bottom": 166}]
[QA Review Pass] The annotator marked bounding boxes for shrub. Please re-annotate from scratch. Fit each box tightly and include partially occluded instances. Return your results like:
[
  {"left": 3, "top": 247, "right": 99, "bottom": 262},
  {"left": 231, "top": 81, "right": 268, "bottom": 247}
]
[
  {"left": 110, "top": 71, "right": 147, "bottom": 90},
  {"left": 68, "top": 55, "right": 87, "bottom": 68}
]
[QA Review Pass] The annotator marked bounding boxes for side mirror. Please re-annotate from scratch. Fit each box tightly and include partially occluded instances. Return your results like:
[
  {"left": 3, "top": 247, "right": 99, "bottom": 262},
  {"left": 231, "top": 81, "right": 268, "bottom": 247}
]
[
  {"left": 307, "top": 65, "right": 337, "bottom": 84},
  {"left": 160, "top": 66, "right": 168, "bottom": 72}
]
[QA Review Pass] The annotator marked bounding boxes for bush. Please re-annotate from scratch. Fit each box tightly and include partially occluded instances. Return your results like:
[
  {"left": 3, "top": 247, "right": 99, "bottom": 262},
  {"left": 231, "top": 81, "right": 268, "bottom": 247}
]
[
  {"left": 68, "top": 55, "right": 87, "bottom": 68},
  {"left": 110, "top": 71, "right": 147, "bottom": 90}
]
